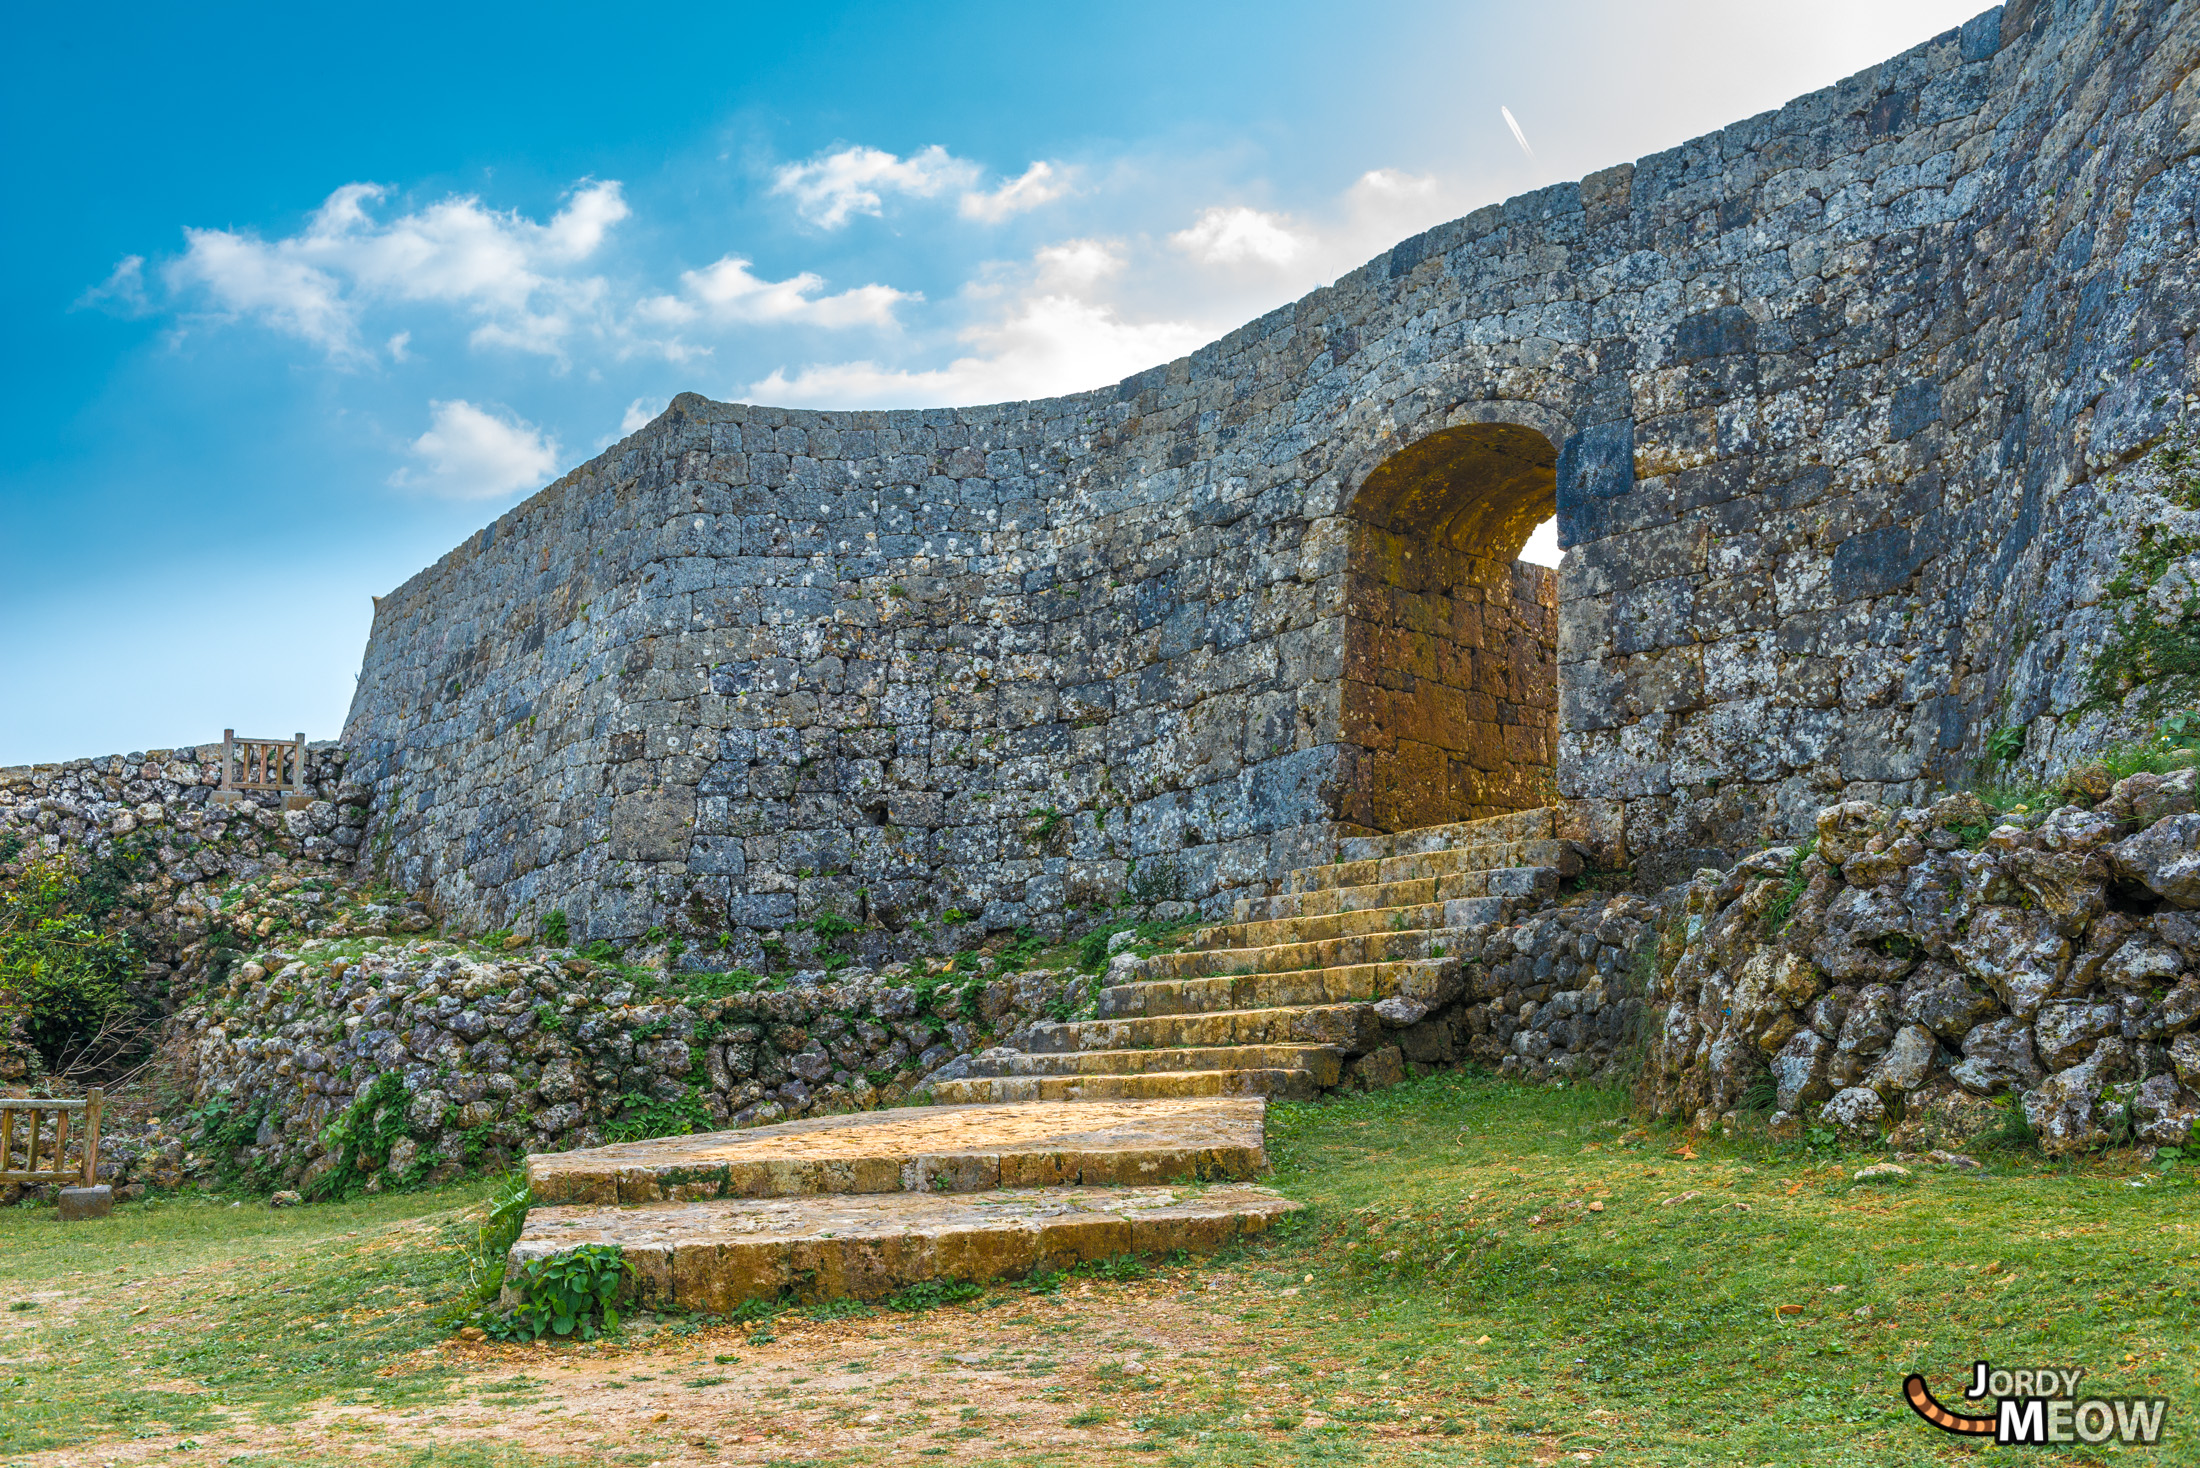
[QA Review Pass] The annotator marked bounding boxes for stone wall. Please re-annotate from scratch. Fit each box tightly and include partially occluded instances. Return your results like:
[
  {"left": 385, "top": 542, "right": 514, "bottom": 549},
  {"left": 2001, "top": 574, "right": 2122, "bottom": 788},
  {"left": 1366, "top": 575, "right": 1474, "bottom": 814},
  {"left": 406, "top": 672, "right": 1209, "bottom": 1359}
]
[
  {"left": 343, "top": 0, "right": 2200, "bottom": 950},
  {"left": 1638, "top": 777, "right": 2200, "bottom": 1155},
  {"left": 127, "top": 943, "right": 1100, "bottom": 1195}
]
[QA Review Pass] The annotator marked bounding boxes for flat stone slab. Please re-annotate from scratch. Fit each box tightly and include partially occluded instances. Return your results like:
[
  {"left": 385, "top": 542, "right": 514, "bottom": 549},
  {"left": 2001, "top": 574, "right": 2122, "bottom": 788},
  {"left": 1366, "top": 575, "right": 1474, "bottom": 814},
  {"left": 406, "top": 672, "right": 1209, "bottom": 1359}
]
[
  {"left": 511, "top": 1184, "right": 1300, "bottom": 1311},
  {"left": 525, "top": 1097, "right": 1269, "bottom": 1205}
]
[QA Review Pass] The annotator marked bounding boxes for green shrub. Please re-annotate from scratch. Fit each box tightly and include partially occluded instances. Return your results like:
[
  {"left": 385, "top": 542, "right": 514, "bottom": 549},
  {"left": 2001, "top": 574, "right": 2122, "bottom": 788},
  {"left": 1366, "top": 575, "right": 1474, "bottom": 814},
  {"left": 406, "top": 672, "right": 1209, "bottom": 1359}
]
[
  {"left": 0, "top": 853, "right": 145, "bottom": 1074},
  {"left": 305, "top": 1072, "right": 422, "bottom": 1201},
  {"left": 541, "top": 909, "right": 569, "bottom": 946},
  {"left": 488, "top": 1244, "right": 631, "bottom": 1342},
  {"left": 601, "top": 1086, "right": 712, "bottom": 1143}
]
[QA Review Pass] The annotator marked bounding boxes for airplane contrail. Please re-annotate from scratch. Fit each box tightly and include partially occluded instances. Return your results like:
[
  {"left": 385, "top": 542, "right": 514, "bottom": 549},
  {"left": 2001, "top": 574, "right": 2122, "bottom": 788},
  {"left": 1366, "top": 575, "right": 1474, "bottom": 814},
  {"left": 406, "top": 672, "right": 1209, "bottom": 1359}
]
[{"left": 1501, "top": 105, "right": 1538, "bottom": 165}]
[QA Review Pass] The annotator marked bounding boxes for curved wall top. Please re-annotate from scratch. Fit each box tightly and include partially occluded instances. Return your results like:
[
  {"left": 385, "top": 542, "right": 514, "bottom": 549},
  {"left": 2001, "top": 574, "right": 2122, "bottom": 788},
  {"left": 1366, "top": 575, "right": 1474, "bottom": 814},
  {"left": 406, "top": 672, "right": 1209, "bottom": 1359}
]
[{"left": 346, "top": 0, "right": 2200, "bottom": 946}]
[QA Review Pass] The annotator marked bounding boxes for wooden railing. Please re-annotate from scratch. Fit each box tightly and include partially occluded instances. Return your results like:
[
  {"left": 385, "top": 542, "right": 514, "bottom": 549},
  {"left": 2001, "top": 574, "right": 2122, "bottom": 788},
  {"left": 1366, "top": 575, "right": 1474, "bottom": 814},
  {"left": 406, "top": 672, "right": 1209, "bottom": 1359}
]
[
  {"left": 222, "top": 730, "right": 306, "bottom": 795},
  {"left": 0, "top": 1089, "right": 102, "bottom": 1188}
]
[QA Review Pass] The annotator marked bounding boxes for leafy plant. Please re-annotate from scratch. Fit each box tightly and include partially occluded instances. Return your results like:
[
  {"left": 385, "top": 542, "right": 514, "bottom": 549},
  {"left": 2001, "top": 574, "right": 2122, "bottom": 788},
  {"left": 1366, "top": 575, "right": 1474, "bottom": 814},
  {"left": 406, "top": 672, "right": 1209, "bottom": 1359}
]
[
  {"left": 601, "top": 1085, "right": 712, "bottom": 1144},
  {"left": 1762, "top": 837, "right": 1816, "bottom": 934},
  {"left": 442, "top": 1172, "right": 533, "bottom": 1328},
  {"left": 1985, "top": 724, "right": 2027, "bottom": 764},
  {"left": 305, "top": 1071, "right": 421, "bottom": 1201},
  {"left": 885, "top": 1279, "right": 984, "bottom": 1312},
  {"left": 0, "top": 852, "right": 146, "bottom": 1076},
  {"left": 541, "top": 909, "right": 570, "bottom": 946},
  {"left": 1076, "top": 922, "right": 1134, "bottom": 972},
  {"left": 488, "top": 1245, "right": 632, "bottom": 1342}
]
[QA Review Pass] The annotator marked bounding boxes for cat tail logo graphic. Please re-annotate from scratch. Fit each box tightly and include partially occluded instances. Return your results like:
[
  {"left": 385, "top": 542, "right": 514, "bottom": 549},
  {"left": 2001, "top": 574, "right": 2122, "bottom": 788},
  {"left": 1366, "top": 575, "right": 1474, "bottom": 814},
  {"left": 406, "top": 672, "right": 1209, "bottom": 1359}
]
[{"left": 1903, "top": 1375, "right": 1995, "bottom": 1436}]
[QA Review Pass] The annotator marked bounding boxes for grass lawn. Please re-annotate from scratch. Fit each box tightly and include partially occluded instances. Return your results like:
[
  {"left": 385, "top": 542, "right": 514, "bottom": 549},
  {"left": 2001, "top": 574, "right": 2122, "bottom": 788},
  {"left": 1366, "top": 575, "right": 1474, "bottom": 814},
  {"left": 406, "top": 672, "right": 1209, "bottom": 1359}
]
[{"left": 1, "top": 1072, "right": 2190, "bottom": 1466}]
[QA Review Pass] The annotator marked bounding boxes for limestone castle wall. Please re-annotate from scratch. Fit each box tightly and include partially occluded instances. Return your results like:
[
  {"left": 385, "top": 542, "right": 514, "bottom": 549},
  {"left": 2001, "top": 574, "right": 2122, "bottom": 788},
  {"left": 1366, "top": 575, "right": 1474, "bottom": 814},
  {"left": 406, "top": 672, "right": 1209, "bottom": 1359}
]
[{"left": 342, "top": 1, "right": 2200, "bottom": 948}]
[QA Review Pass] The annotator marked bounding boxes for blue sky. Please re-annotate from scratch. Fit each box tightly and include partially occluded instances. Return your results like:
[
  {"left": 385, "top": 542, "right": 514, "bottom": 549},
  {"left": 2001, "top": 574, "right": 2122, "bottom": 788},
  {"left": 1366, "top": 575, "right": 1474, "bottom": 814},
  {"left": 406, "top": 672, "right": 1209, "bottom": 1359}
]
[{"left": 2, "top": 0, "right": 1987, "bottom": 764}]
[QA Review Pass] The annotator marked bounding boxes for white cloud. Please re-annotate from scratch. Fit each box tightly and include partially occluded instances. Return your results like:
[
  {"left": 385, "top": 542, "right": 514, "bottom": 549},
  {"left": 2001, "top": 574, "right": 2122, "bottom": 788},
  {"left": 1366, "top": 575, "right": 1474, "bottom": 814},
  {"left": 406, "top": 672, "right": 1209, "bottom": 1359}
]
[
  {"left": 620, "top": 397, "right": 667, "bottom": 434},
  {"left": 639, "top": 255, "right": 914, "bottom": 330},
  {"left": 773, "top": 145, "right": 1070, "bottom": 229},
  {"left": 163, "top": 180, "right": 630, "bottom": 361},
  {"left": 960, "top": 161, "right": 1072, "bottom": 223},
  {"left": 744, "top": 165, "right": 1482, "bottom": 414},
  {"left": 390, "top": 399, "right": 561, "bottom": 500},
  {"left": 1169, "top": 205, "right": 1311, "bottom": 268},
  {"left": 1031, "top": 238, "right": 1123, "bottom": 291},
  {"left": 77, "top": 255, "right": 151, "bottom": 315},
  {"left": 750, "top": 282, "right": 1207, "bottom": 409},
  {"left": 772, "top": 145, "right": 981, "bottom": 229}
]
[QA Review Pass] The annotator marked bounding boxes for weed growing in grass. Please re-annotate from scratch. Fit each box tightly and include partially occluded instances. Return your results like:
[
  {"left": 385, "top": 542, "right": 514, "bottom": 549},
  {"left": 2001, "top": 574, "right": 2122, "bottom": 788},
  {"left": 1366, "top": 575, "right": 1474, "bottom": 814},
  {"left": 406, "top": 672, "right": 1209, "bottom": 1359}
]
[
  {"left": 488, "top": 1244, "right": 631, "bottom": 1342},
  {"left": 887, "top": 1279, "right": 986, "bottom": 1312}
]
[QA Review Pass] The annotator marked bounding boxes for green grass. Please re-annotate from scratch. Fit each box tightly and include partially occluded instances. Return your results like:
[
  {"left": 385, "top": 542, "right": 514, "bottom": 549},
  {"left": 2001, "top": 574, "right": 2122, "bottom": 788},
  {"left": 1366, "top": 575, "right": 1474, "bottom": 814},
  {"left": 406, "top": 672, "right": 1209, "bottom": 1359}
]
[
  {"left": 1217, "top": 1071, "right": 2196, "bottom": 1465},
  {"left": 4, "top": 1074, "right": 2192, "bottom": 1465},
  {"left": 0, "top": 1183, "right": 500, "bottom": 1455}
]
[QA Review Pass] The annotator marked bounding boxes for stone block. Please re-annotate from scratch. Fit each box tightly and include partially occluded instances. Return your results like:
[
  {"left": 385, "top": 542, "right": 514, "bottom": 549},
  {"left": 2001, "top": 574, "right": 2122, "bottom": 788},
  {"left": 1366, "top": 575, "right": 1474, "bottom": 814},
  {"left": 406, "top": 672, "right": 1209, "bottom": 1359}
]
[{"left": 58, "top": 1185, "right": 112, "bottom": 1221}]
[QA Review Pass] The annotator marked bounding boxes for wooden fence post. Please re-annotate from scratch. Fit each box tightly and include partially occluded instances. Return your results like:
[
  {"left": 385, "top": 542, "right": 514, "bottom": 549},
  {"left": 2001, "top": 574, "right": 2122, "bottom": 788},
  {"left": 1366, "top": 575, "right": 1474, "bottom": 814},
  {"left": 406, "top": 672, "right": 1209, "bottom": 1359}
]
[{"left": 83, "top": 1088, "right": 102, "bottom": 1188}]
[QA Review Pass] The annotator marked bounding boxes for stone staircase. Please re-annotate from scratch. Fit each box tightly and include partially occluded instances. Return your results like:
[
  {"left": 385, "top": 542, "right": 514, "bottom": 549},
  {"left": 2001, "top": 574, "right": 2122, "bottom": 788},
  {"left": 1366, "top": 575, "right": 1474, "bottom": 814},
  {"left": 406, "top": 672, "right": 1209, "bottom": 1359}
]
[
  {"left": 506, "top": 807, "right": 1573, "bottom": 1312},
  {"left": 932, "top": 807, "right": 1572, "bottom": 1104}
]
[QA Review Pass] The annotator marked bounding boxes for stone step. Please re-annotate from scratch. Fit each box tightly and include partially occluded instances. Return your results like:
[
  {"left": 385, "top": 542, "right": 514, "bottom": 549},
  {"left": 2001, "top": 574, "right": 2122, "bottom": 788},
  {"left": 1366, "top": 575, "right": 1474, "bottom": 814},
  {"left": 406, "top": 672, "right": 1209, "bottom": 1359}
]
[
  {"left": 524, "top": 1098, "right": 1269, "bottom": 1206},
  {"left": 1234, "top": 862, "right": 1560, "bottom": 924},
  {"left": 1021, "top": 1001, "right": 1383, "bottom": 1055},
  {"left": 513, "top": 1183, "right": 1301, "bottom": 1314},
  {"left": 1096, "top": 956, "right": 1460, "bottom": 1019},
  {"left": 1332, "top": 807, "right": 1555, "bottom": 864},
  {"left": 961, "top": 1044, "right": 1345, "bottom": 1085},
  {"left": 1137, "top": 926, "right": 1475, "bottom": 980},
  {"left": 930, "top": 1068, "right": 1329, "bottom": 1104},
  {"left": 1198, "top": 900, "right": 1446, "bottom": 952},
  {"left": 1288, "top": 840, "right": 1571, "bottom": 896},
  {"left": 1235, "top": 874, "right": 1442, "bottom": 923}
]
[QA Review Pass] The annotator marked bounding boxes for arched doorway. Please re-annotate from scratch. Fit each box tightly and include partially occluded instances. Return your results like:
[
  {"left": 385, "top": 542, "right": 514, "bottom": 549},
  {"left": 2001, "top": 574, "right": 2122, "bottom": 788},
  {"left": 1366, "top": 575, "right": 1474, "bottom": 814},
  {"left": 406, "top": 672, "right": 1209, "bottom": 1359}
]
[{"left": 1340, "top": 421, "right": 1560, "bottom": 833}]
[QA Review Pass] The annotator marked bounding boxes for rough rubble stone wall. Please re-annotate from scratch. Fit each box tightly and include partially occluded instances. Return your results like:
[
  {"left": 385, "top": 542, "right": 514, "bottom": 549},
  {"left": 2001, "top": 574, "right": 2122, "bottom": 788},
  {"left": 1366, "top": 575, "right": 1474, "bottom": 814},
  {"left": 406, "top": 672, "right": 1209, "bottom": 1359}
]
[
  {"left": 123, "top": 951, "right": 1101, "bottom": 1195},
  {"left": 343, "top": 0, "right": 2200, "bottom": 947},
  {"left": 1639, "top": 778, "right": 2200, "bottom": 1155}
]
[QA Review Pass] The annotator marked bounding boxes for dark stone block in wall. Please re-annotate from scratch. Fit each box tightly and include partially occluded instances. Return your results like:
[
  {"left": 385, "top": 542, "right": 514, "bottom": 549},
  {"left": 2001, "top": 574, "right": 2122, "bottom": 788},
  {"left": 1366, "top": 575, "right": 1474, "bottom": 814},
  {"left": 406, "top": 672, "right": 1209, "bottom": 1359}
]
[
  {"left": 609, "top": 789, "right": 696, "bottom": 862},
  {"left": 1556, "top": 418, "right": 1637, "bottom": 548},
  {"left": 1666, "top": 306, "right": 1758, "bottom": 365},
  {"left": 1889, "top": 380, "right": 1942, "bottom": 441},
  {"left": 1959, "top": 8, "right": 2002, "bottom": 62},
  {"left": 1831, "top": 523, "right": 1925, "bottom": 603}
]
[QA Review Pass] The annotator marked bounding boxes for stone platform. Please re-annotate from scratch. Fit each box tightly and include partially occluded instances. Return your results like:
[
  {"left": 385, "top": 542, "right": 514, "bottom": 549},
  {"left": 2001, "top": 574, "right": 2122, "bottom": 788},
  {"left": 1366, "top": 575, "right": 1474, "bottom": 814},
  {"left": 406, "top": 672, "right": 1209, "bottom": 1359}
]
[
  {"left": 513, "top": 1183, "right": 1299, "bottom": 1312},
  {"left": 525, "top": 1097, "right": 1269, "bottom": 1205}
]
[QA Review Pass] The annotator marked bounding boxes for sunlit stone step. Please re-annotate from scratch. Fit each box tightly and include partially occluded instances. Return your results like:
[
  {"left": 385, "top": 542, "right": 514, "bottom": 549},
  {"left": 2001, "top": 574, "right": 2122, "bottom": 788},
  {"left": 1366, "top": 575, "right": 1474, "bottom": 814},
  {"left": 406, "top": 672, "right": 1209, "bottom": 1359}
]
[
  {"left": 524, "top": 1098, "right": 1270, "bottom": 1206},
  {"left": 1021, "top": 1002, "right": 1383, "bottom": 1054},
  {"left": 930, "top": 1067, "right": 1330, "bottom": 1104},
  {"left": 1096, "top": 957, "right": 1464, "bottom": 1018},
  {"left": 514, "top": 1183, "right": 1301, "bottom": 1312}
]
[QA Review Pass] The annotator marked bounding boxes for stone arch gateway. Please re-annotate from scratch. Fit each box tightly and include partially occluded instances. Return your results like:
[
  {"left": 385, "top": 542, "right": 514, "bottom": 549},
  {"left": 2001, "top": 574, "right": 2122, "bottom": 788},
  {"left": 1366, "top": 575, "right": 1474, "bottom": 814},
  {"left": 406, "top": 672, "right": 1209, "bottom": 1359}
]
[
  {"left": 1338, "top": 419, "right": 1561, "bottom": 835},
  {"left": 343, "top": 1, "right": 2200, "bottom": 950}
]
